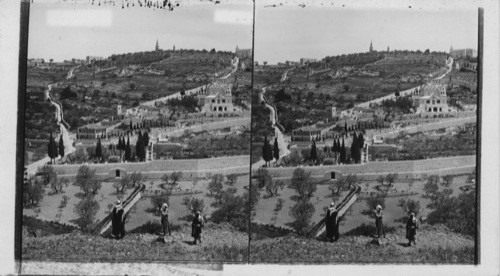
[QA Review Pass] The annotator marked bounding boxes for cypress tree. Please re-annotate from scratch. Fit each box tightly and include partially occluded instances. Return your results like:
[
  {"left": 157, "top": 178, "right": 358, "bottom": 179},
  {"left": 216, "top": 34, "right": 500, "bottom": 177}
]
[
  {"left": 96, "top": 138, "right": 103, "bottom": 159},
  {"left": 143, "top": 131, "right": 150, "bottom": 146},
  {"left": 310, "top": 141, "right": 317, "bottom": 162},
  {"left": 129, "top": 120, "right": 133, "bottom": 131},
  {"left": 340, "top": 138, "right": 346, "bottom": 164},
  {"left": 136, "top": 132, "right": 144, "bottom": 161},
  {"left": 48, "top": 133, "right": 55, "bottom": 162},
  {"left": 58, "top": 134, "right": 65, "bottom": 158},
  {"left": 262, "top": 136, "right": 268, "bottom": 164},
  {"left": 265, "top": 137, "right": 273, "bottom": 166},
  {"left": 344, "top": 122, "right": 348, "bottom": 133},
  {"left": 351, "top": 134, "right": 359, "bottom": 163},
  {"left": 273, "top": 137, "right": 280, "bottom": 161},
  {"left": 125, "top": 136, "right": 131, "bottom": 161}
]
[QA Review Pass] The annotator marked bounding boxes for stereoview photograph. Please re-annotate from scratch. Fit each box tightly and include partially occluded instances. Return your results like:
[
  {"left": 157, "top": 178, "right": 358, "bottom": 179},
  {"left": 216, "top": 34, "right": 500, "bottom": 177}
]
[
  {"left": 250, "top": 3, "right": 479, "bottom": 263},
  {"left": 21, "top": 0, "right": 253, "bottom": 263}
]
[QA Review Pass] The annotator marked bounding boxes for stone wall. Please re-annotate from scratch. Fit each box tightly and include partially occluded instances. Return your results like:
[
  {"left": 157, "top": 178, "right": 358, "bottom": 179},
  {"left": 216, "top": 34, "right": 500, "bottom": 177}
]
[
  {"left": 261, "top": 155, "right": 476, "bottom": 180},
  {"left": 51, "top": 155, "right": 250, "bottom": 177}
]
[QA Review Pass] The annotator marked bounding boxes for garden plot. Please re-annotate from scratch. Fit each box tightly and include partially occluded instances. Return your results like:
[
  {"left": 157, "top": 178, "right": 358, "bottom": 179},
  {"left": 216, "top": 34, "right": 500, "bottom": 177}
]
[
  {"left": 126, "top": 175, "right": 250, "bottom": 230},
  {"left": 23, "top": 180, "right": 134, "bottom": 227}
]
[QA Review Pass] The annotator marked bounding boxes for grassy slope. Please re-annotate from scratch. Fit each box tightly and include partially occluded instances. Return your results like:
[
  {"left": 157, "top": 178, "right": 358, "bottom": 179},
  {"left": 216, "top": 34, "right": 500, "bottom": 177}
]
[
  {"left": 22, "top": 222, "right": 248, "bottom": 263},
  {"left": 23, "top": 222, "right": 474, "bottom": 264},
  {"left": 250, "top": 224, "right": 474, "bottom": 264}
]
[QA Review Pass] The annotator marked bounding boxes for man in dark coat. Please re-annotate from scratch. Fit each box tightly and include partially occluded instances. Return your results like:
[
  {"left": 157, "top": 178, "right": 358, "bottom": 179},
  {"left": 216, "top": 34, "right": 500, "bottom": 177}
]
[
  {"left": 112, "top": 200, "right": 125, "bottom": 239},
  {"left": 374, "top": 205, "right": 386, "bottom": 239},
  {"left": 191, "top": 210, "right": 204, "bottom": 245},
  {"left": 325, "top": 202, "right": 339, "bottom": 242},
  {"left": 406, "top": 213, "right": 418, "bottom": 246}
]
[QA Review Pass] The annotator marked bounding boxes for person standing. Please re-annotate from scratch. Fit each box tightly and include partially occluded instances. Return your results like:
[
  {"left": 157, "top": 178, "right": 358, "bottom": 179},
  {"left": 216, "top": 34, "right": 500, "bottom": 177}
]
[
  {"left": 191, "top": 211, "right": 204, "bottom": 245},
  {"left": 160, "top": 203, "right": 172, "bottom": 236},
  {"left": 374, "top": 205, "right": 386, "bottom": 239},
  {"left": 112, "top": 200, "right": 125, "bottom": 239},
  {"left": 406, "top": 213, "right": 418, "bottom": 246},
  {"left": 325, "top": 202, "right": 339, "bottom": 242}
]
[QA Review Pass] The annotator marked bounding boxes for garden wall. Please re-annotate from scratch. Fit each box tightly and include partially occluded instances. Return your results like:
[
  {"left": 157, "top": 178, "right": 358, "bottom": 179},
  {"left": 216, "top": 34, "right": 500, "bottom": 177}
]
[
  {"left": 262, "top": 155, "right": 475, "bottom": 180},
  {"left": 51, "top": 155, "right": 250, "bottom": 178}
]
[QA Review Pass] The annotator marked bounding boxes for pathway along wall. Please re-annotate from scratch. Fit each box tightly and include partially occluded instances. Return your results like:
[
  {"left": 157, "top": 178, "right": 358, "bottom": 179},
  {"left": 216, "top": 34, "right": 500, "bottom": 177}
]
[{"left": 261, "top": 155, "right": 475, "bottom": 180}]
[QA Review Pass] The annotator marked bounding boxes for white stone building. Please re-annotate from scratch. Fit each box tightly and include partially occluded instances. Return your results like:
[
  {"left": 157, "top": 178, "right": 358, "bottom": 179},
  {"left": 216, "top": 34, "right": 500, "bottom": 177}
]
[{"left": 413, "top": 83, "right": 450, "bottom": 113}]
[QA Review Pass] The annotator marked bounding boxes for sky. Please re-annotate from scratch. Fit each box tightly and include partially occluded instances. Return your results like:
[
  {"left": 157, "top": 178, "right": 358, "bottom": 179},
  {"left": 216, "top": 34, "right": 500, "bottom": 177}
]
[
  {"left": 28, "top": 1, "right": 253, "bottom": 61},
  {"left": 255, "top": 5, "right": 478, "bottom": 64},
  {"left": 28, "top": 1, "right": 478, "bottom": 64}
]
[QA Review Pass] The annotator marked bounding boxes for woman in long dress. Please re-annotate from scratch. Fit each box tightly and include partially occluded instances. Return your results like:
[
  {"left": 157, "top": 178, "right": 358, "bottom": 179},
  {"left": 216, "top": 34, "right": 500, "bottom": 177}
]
[
  {"left": 374, "top": 205, "right": 386, "bottom": 239},
  {"left": 191, "top": 211, "right": 204, "bottom": 245},
  {"left": 112, "top": 200, "right": 125, "bottom": 239},
  {"left": 406, "top": 213, "right": 418, "bottom": 246},
  {"left": 325, "top": 202, "right": 339, "bottom": 242},
  {"left": 160, "top": 203, "right": 171, "bottom": 236}
]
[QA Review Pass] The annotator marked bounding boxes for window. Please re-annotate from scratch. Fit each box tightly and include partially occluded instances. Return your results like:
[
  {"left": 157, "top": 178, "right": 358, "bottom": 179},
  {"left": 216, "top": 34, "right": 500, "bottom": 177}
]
[
  {"left": 224, "top": 107, "right": 227, "bottom": 111},
  {"left": 218, "top": 106, "right": 223, "bottom": 111},
  {"left": 217, "top": 99, "right": 220, "bottom": 104},
  {"left": 426, "top": 100, "right": 430, "bottom": 104},
  {"left": 428, "top": 108, "right": 432, "bottom": 112},
  {"left": 212, "top": 99, "right": 215, "bottom": 103},
  {"left": 222, "top": 99, "right": 225, "bottom": 103},
  {"left": 437, "top": 100, "right": 440, "bottom": 104},
  {"left": 432, "top": 100, "right": 435, "bottom": 105},
  {"left": 433, "top": 107, "right": 437, "bottom": 112},
  {"left": 439, "top": 107, "right": 442, "bottom": 112}
]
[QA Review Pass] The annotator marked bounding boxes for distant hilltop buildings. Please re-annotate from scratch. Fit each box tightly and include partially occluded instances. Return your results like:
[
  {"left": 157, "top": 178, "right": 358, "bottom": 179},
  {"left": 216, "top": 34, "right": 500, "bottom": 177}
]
[
  {"left": 235, "top": 46, "right": 252, "bottom": 59},
  {"left": 86, "top": 56, "right": 104, "bottom": 63},
  {"left": 449, "top": 46, "right": 477, "bottom": 59},
  {"left": 300, "top": 58, "right": 317, "bottom": 65}
]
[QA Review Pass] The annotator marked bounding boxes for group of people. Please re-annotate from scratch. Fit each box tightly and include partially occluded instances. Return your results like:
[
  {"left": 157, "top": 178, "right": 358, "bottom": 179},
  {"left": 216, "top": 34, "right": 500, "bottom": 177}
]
[
  {"left": 111, "top": 200, "right": 205, "bottom": 245},
  {"left": 324, "top": 202, "right": 418, "bottom": 246}
]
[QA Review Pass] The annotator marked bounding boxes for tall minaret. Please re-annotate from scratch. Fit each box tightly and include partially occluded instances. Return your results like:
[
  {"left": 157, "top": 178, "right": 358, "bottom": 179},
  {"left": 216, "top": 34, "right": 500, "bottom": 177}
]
[
  {"left": 173, "top": 44, "right": 176, "bottom": 51},
  {"left": 369, "top": 40, "right": 373, "bottom": 52},
  {"left": 387, "top": 46, "right": 390, "bottom": 52},
  {"left": 155, "top": 38, "right": 160, "bottom": 51}
]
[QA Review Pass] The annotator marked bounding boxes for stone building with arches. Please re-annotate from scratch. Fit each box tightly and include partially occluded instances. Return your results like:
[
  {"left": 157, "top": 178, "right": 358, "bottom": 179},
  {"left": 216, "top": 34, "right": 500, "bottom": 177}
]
[
  {"left": 413, "top": 83, "right": 450, "bottom": 113},
  {"left": 199, "top": 80, "right": 240, "bottom": 116}
]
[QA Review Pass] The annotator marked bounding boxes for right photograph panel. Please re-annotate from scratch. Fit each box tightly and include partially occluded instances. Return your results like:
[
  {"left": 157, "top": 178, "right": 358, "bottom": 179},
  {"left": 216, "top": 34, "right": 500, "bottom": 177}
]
[{"left": 250, "top": 2, "right": 479, "bottom": 264}]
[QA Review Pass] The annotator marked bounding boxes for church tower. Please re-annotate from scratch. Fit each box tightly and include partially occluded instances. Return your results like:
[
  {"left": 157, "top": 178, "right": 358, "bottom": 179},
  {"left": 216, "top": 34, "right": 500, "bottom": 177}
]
[
  {"left": 155, "top": 38, "right": 160, "bottom": 51},
  {"left": 369, "top": 40, "right": 373, "bottom": 52},
  {"left": 387, "top": 46, "right": 390, "bottom": 52},
  {"left": 173, "top": 44, "right": 176, "bottom": 51}
]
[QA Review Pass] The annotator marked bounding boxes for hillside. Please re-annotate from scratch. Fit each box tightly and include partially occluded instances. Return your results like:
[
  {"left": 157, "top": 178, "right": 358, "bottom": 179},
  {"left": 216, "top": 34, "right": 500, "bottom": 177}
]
[
  {"left": 22, "top": 220, "right": 474, "bottom": 264},
  {"left": 250, "top": 223, "right": 474, "bottom": 263},
  {"left": 22, "top": 222, "right": 248, "bottom": 262}
]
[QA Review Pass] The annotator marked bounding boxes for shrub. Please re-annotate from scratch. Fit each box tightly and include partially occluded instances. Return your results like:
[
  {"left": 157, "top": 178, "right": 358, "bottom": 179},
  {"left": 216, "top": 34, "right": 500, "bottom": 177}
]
[
  {"left": 74, "top": 196, "right": 100, "bottom": 232},
  {"left": 397, "top": 197, "right": 421, "bottom": 216},
  {"left": 75, "top": 165, "right": 100, "bottom": 195},
  {"left": 150, "top": 191, "right": 170, "bottom": 214},
  {"left": 289, "top": 198, "right": 315, "bottom": 236},
  {"left": 181, "top": 196, "right": 204, "bottom": 214},
  {"left": 59, "top": 195, "right": 69, "bottom": 209},
  {"left": 23, "top": 176, "right": 45, "bottom": 207},
  {"left": 289, "top": 168, "right": 316, "bottom": 199}
]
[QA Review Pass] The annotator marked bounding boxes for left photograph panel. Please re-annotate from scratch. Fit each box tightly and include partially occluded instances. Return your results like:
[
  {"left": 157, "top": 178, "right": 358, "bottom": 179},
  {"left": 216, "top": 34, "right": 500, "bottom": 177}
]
[{"left": 21, "top": 0, "right": 253, "bottom": 263}]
